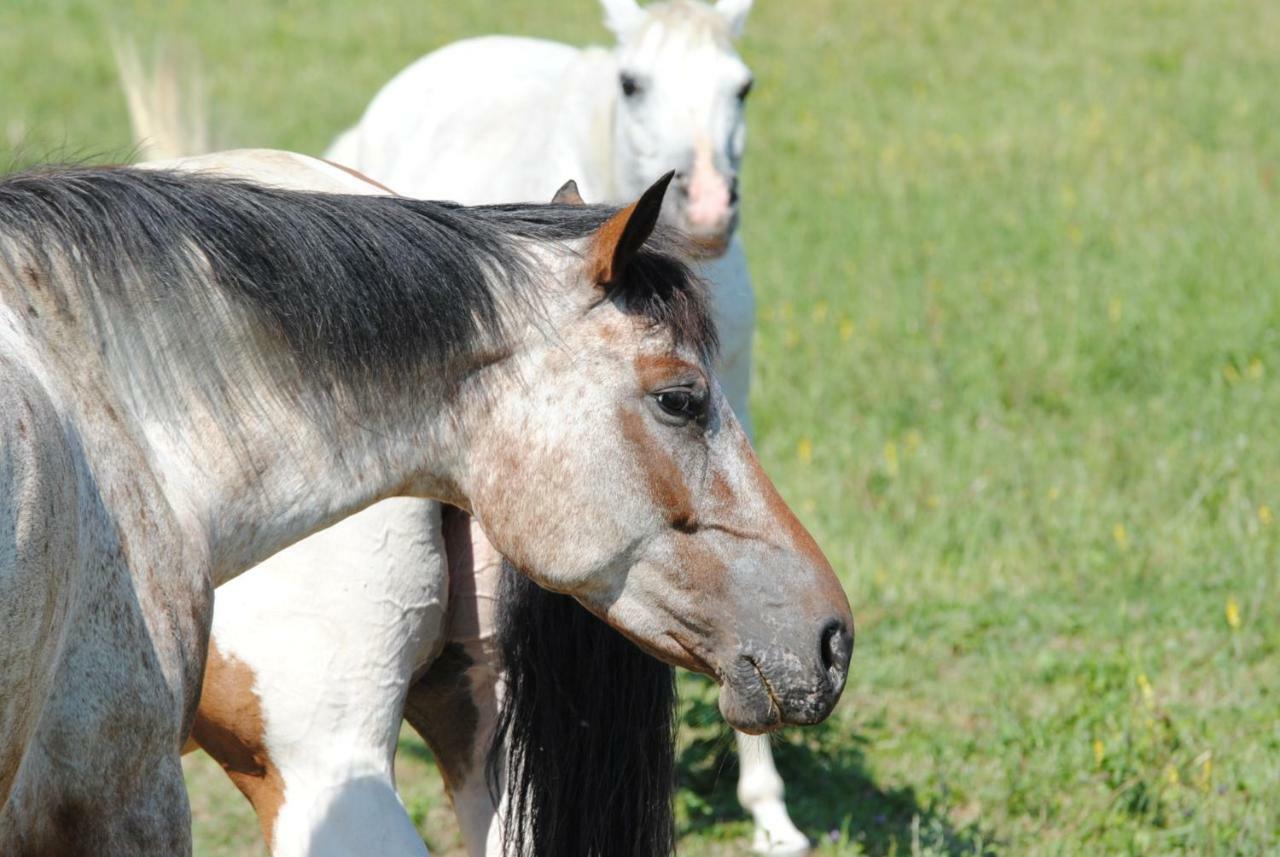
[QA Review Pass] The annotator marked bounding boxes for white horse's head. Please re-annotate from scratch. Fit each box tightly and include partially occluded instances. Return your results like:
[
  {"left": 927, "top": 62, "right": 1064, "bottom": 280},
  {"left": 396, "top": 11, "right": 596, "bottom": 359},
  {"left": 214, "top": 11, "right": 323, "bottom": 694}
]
[{"left": 603, "top": 0, "right": 754, "bottom": 256}]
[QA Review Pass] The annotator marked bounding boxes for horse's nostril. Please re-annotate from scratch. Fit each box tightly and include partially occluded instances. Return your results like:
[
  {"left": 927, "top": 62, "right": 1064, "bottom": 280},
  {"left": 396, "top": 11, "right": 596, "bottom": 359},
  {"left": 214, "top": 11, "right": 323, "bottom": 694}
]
[
  {"left": 819, "top": 618, "right": 852, "bottom": 677},
  {"left": 728, "top": 178, "right": 740, "bottom": 206}
]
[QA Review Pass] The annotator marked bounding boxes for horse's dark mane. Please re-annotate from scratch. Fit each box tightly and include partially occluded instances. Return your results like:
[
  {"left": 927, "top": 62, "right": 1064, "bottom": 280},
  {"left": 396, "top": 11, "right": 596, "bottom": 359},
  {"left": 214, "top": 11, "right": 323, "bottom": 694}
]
[
  {"left": 488, "top": 564, "right": 677, "bottom": 857},
  {"left": 0, "top": 166, "right": 716, "bottom": 401}
]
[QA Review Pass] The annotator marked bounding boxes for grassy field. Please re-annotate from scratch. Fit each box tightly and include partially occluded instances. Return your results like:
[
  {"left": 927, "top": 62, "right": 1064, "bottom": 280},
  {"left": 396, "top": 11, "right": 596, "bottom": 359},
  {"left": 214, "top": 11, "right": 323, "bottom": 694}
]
[{"left": 5, "top": 0, "right": 1279, "bottom": 854}]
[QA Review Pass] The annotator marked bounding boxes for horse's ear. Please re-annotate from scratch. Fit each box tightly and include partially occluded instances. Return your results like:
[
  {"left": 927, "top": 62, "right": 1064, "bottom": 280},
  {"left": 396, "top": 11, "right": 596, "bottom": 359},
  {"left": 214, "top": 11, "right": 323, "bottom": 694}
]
[
  {"left": 551, "top": 179, "right": 585, "bottom": 206},
  {"left": 601, "top": 0, "right": 644, "bottom": 36},
  {"left": 714, "top": 0, "right": 753, "bottom": 37},
  {"left": 589, "top": 171, "right": 674, "bottom": 286}
]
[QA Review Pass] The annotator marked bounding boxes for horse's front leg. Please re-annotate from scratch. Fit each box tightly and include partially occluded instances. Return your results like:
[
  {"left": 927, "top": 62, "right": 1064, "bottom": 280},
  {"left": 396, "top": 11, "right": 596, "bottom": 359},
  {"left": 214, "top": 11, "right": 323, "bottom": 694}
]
[
  {"left": 404, "top": 508, "right": 505, "bottom": 857},
  {"left": 735, "top": 730, "right": 810, "bottom": 856}
]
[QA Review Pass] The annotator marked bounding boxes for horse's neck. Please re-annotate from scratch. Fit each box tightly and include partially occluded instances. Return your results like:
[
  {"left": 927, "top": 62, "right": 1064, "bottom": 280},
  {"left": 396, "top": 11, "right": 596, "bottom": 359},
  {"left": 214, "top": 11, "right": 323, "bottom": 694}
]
[
  {"left": 144, "top": 381, "right": 461, "bottom": 585},
  {"left": 567, "top": 46, "right": 623, "bottom": 202},
  {"left": 8, "top": 265, "right": 465, "bottom": 585}
]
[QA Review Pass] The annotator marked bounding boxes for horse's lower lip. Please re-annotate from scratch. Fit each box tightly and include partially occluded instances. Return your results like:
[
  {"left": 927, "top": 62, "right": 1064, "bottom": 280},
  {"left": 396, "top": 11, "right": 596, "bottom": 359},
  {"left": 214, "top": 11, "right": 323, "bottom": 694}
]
[{"left": 717, "top": 656, "right": 784, "bottom": 734}]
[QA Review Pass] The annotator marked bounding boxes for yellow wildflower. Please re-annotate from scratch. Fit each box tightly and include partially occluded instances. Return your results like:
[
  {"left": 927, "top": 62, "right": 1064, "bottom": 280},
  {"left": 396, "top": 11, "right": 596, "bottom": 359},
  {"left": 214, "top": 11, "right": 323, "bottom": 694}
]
[
  {"left": 1108, "top": 298, "right": 1123, "bottom": 324},
  {"left": 1225, "top": 597, "right": 1241, "bottom": 630},
  {"left": 839, "top": 318, "right": 856, "bottom": 341},
  {"left": 1247, "top": 357, "right": 1264, "bottom": 380},
  {"left": 1164, "top": 764, "right": 1180, "bottom": 786},
  {"left": 883, "top": 441, "right": 899, "bottom": 477},
  {"left": 1259, "top": 505, "right": 1273, "bottom": 526},
  {"left": 1199, "top": 754, "right": 1213, "bottom": 792},
  {"left": 1093, "top": 739, "right": 1105, "bottom": 767},
  {"left": 796, "top": 437, "right": 813, "bottom": 465},
  {"left": 1137, "top": 673, "right": 1154, "bottom": 705},
  {"left": 1112, "top": 523, "right": 1129, "bottom": 550},
  {"left": 812, "top": 301, "right": 829, "bottom": 323}
]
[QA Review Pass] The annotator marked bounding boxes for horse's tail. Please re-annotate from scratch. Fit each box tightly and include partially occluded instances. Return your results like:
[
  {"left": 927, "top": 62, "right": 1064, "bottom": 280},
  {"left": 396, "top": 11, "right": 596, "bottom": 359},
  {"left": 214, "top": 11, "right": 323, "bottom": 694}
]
[
  {"left": 112, "top": 38, "right": 210, "bottom": 162},
  {"left": 488, "top": 563, "right": 677, "bottom": 857}
]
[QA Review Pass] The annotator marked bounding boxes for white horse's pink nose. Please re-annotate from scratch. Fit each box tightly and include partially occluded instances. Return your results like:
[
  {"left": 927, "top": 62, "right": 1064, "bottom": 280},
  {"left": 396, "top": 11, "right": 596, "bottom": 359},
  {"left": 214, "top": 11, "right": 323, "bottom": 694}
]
[{"left": 686, "top": 166, "right": 733, "bottom": 230}]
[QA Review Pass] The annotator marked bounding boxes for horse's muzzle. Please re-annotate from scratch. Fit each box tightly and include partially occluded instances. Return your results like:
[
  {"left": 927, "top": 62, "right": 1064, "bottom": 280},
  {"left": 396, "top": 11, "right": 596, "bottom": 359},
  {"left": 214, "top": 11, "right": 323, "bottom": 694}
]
[
  {"left": 669, "top": 171, "right": 739, "bottom": 258},
  {"left": 718, "top": 616, "right": 853, "bottom": 734}
]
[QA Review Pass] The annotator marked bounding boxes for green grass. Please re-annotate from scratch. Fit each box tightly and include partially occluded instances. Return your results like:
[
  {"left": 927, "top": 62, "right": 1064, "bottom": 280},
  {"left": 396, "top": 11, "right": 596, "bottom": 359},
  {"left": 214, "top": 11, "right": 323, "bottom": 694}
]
[{"left": 6, "top": 0, "right": 1279, "bottom": 853}]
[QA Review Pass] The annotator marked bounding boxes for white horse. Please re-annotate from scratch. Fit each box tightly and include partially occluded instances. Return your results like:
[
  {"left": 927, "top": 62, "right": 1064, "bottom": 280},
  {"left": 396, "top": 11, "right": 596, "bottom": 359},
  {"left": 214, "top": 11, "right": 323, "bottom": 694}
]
[{"left": 0, "top": 149, "right": 852, "bottom": 854}]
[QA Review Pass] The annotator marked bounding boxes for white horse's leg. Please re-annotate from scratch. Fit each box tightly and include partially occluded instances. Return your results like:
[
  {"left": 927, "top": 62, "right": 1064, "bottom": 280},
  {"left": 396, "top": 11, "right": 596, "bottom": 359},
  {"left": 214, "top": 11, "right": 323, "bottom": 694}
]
[
  {"left": 736, "top": 731, "right": 810, "bottom": 856},
  {"left": 193, "top": 498, "right": 446, "bottom": 857},
  {"left": 404, "top": 508, "right": 505, "bottom": 857}
]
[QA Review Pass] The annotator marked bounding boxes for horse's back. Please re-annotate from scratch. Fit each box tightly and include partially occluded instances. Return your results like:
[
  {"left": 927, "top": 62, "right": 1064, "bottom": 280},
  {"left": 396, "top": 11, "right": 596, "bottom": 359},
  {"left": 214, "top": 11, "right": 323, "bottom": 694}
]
[
  {"left": 328, "top": 35, "right": 615, "bottom": 204},
  {"left": 145, "top": 148, "right": 391, "bottom": 196}
]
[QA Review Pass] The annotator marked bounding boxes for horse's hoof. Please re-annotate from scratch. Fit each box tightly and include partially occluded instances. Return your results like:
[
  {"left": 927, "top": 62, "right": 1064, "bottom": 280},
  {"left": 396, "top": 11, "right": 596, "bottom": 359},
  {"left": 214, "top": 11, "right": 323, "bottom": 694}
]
[{"left": 751, "top": 831, "right": 812, "bottom": 857}]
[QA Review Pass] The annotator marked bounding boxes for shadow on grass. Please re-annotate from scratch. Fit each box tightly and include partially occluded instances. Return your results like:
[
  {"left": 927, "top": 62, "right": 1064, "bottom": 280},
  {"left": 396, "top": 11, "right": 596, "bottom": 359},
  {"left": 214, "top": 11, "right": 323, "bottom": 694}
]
[{"left": 676, "top": 676, "right": 996, "bottom": 856}]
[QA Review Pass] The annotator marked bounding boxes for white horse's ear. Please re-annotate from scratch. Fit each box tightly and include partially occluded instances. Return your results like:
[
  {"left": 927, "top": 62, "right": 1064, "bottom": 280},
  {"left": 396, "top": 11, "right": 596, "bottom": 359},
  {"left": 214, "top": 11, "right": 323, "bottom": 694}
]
[
  {"left": 714, "top": 0, "right": 753, "bottom": 37},
  {"left": 589, "top": 171, "right": 673, "bottom": 285},
  {"left": 551, "top": 179, "right": 586, "bottom": 205},
  {"left": 601, "top": 0, "right": 645, "bottom": 36}
]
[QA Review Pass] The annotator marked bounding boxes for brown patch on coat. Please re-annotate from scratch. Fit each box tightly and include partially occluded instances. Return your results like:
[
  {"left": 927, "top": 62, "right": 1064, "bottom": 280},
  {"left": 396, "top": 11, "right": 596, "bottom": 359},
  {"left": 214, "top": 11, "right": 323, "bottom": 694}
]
[
  {"left": 632, "top": 353, "right": 702, "bottom": 391},
  {"left": 319, "top": 159, "right": 399, "bottom": 195},
  {"left": 710, "top": 470, "right": 734, "bottom": 507},
  {"left": 403, "top": 643, "right": 479, "bottom": 795},
  {"left": 735, "top": 433, "right": 847, "bottom": 616},
  {"left": 21, "top": 265, "right": 42, "bottom": 291},
  {"left": 189, "top": 640, "right": 285, "bottom": 850},
  {"left": 619, "top": 407, "right": 697, "bottom": 532}
]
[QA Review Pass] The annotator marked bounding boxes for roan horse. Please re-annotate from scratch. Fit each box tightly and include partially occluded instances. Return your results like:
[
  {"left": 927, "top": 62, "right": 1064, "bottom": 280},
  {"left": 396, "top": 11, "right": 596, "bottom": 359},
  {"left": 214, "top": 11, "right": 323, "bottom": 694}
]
[{"left": 0, "top": 153, "right": 854, "bottom": 854}]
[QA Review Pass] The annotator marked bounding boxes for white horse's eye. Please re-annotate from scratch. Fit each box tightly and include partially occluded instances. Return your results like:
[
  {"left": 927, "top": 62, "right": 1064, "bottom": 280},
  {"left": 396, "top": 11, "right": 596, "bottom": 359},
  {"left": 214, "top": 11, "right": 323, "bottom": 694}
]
[
  {"left": 736, "top": 79, "right": 754, "bottom": 102},
  {"left": 620, "top": 73, "right": 642, "bottom": 98}
]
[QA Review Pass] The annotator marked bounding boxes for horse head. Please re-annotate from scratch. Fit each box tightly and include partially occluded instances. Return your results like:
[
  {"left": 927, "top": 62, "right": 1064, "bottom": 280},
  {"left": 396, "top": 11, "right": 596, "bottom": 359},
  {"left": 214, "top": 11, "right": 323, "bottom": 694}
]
[
  {"left": 466, "top": 173, "right": 852, "bottom": 732},
  {"left": 603, "top": 0, "right": 755, "bottom": 257}
]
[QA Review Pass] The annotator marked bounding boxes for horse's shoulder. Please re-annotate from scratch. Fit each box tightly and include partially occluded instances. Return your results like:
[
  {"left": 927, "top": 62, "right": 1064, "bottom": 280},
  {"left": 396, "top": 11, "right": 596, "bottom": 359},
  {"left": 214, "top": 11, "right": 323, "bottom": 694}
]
[{"left": 0, "top": 350, "right": 78, "bottom": 537}]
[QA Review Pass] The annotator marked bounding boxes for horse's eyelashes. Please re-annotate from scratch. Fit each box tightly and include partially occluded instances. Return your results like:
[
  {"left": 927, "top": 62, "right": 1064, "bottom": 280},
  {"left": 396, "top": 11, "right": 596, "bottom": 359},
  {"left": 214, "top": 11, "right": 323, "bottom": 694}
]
[{"left": 737, "top": 78, "right": 754, "bottom": 102}]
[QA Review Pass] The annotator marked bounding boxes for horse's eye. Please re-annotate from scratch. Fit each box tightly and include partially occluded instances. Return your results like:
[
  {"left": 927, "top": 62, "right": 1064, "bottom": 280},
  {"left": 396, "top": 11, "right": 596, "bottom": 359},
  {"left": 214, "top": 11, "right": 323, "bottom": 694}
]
[
  {"left": 654, "top": 388, "right": 705, "bottom": 424},
  {"left": 736, "top": 79, "right": 754, "bottom": 102},
  {"left": 620, "top": 73, "right": 641, "bottom": 98}
]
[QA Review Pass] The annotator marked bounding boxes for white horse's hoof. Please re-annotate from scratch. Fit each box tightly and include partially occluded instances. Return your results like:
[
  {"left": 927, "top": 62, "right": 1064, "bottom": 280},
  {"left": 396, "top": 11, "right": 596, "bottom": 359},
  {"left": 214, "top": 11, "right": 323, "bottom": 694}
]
[{"left": 751, "top": 829, "right": 812, "bottom": 857}]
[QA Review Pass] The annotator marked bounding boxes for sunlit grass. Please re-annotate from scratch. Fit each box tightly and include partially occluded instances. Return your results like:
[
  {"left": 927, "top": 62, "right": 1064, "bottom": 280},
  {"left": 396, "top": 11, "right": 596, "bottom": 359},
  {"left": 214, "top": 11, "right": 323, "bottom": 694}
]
[{"left": 5, "top": 0, "right": 1279, "bottom": 853}]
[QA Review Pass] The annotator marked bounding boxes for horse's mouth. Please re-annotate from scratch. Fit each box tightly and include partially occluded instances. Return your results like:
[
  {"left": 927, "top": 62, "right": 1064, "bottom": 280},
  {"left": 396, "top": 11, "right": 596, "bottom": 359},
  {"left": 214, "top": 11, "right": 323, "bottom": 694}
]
[
  {"left": 717, "top": 654, "right": 785, "bottom": 734},
  {"left": 685, "top": 227, "right": 734, "bottom": 259}
]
